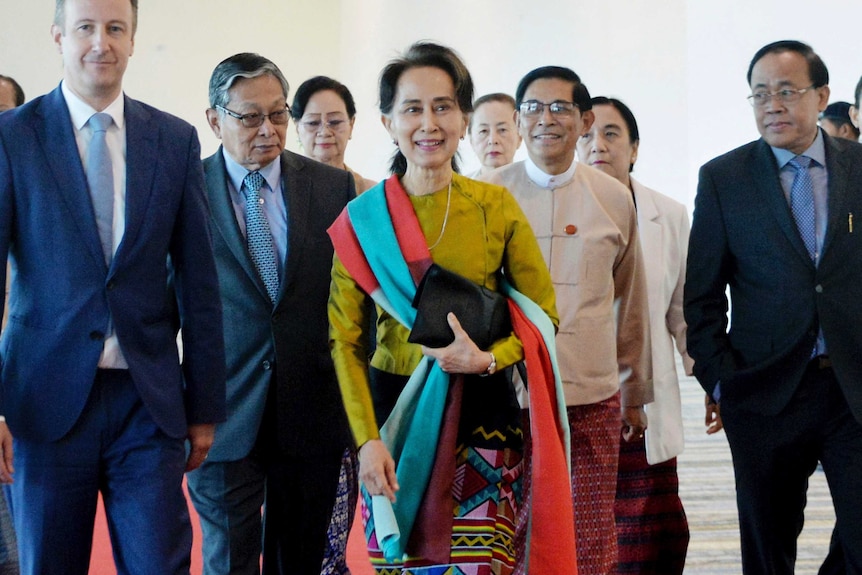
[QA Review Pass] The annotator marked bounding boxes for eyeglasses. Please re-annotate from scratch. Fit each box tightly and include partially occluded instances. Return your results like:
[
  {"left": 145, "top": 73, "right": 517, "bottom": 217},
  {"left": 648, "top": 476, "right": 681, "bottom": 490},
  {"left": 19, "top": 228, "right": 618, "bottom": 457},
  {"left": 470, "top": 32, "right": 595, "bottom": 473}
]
[
  {"left": 519, "top": 100, "right": 578, "bottom": 118},
  {"left": 299, "top": 118, "right": 349, "bottom": 133},
  {"left": 216, "top": 105, "right": 291, "bottom": 128},
  {"left": 747, "top": 86, "right": 816, "bottom": 108}
]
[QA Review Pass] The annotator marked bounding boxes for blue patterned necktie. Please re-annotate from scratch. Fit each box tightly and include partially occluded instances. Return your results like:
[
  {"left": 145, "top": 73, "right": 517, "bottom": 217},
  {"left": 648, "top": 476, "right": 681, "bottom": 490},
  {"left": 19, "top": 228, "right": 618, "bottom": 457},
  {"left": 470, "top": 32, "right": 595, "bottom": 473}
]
[
  {"left": 243, "top": 171, "right": 279, "bottom": 303},
  {"left": 86, "top": 112, "right": 114, "bottom": 265},
  {"left": 789, "top": 155, "right": 817, "bottom": 262}
]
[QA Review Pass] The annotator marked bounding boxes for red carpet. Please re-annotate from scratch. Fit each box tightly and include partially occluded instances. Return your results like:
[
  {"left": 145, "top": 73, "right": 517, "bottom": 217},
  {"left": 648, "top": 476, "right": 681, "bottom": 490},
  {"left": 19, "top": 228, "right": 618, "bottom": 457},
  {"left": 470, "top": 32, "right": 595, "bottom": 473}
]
[{"left": 88, "top": 481, "right": 374, "bottom": 575}]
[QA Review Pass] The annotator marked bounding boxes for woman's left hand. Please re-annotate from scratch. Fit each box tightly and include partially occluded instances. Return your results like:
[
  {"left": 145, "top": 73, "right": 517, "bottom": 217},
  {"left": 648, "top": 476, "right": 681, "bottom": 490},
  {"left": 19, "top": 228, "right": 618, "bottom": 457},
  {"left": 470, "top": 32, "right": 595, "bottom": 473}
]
[{"left": 421, "top": 312, "right": 493, "bottom": 374}]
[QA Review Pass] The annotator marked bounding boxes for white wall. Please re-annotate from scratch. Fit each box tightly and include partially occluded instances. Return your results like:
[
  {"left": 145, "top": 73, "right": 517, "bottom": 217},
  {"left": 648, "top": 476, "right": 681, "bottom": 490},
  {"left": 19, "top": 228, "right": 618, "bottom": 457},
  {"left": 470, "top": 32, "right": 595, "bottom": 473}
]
[{"left": 2, "top": 0, "right": 861, "bottom": 211}]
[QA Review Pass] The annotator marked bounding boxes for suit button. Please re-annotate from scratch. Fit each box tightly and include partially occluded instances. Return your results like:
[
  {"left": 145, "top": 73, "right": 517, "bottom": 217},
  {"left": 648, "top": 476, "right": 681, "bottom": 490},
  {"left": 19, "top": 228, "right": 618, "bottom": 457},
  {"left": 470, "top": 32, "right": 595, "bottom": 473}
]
[
  {"left": 90, "top": 331, "right": 104, "bottom": 341},
  {"left": 815, "top": 284, "right": 823, "bottom": 293},
  {"left": 262, "top": 360, "right": 272, "bottom": 370}
]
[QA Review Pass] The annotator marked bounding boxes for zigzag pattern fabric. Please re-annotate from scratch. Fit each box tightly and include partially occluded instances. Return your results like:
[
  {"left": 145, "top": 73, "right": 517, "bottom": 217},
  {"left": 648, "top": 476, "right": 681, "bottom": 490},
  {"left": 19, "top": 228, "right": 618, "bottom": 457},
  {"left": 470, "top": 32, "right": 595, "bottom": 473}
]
[{"left": 362, "top": 441, "right": 522, "bottom": 575}]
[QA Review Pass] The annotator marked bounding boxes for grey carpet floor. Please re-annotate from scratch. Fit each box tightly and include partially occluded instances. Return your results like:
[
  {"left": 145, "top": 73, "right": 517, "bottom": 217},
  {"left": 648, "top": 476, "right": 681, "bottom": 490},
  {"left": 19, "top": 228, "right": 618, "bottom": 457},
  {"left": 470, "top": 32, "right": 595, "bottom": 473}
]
[{"left": 677, "top": 360, "right": 836, "bottom": 574}]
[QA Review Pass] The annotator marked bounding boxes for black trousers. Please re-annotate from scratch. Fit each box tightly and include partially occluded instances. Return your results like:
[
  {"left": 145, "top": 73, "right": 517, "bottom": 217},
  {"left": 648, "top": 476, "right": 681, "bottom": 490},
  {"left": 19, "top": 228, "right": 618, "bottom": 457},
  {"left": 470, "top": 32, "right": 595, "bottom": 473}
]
[{"left": 722, "top": 361, "right": 862, "bottom": 575}]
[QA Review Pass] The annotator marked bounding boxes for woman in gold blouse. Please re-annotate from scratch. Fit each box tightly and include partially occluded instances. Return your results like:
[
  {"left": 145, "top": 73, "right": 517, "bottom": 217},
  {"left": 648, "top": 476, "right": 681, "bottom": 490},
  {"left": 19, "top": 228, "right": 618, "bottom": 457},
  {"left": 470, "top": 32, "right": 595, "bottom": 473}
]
[{"left": 328, "top": 42, "right": 562, "bottom": 574}]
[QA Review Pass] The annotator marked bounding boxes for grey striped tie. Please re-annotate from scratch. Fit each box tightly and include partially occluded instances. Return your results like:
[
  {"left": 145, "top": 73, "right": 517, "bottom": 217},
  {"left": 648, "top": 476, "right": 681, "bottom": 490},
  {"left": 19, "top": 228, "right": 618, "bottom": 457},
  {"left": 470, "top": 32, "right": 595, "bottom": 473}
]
[{"left": 86, "top": 113, "right": 114, "bottom": 264}]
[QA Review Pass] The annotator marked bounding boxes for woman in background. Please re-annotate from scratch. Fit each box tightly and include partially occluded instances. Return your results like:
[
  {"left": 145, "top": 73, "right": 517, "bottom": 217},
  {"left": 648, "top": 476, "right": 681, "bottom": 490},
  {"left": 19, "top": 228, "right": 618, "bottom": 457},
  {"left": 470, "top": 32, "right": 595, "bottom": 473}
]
[
  {"left": 291, "top": 74, "right": 369, "bottom": 575},
  {"left": 467, "top": 93, "right": 521, "bottom": 179},
  {"left": 292, "top": 76, "right": 377, "bottom": 194},
  {"left": 577, "top": 96, "right": 691, "bottom": 574}
]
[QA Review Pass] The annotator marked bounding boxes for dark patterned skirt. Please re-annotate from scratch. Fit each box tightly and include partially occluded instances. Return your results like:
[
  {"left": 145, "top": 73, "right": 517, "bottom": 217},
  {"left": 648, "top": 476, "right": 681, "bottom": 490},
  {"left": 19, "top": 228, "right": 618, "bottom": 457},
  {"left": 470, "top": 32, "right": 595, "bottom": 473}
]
[
  {"left": 321, "top": 447, "right": 360, "bottom": 575},
  {"left": 514, "top": 397, "right": 621, "bottom": 575},
  {"left": 614, "top": 435, "right": 689, "bottom": 575}
]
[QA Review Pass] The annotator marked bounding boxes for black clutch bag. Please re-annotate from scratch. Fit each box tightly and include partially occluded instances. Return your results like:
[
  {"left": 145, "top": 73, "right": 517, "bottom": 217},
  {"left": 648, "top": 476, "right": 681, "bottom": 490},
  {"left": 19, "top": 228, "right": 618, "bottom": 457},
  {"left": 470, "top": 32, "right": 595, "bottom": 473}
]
[{"left": 407, "top": 263, "right": 511, "bottom": 349}]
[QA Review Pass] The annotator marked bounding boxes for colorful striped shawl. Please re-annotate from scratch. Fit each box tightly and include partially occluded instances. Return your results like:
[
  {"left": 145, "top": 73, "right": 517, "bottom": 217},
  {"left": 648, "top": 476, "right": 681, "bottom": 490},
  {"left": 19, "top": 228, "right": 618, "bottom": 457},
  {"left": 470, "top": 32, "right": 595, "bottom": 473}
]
[{"left": 328, "top": 175, "right": 578, "bottom": 574}]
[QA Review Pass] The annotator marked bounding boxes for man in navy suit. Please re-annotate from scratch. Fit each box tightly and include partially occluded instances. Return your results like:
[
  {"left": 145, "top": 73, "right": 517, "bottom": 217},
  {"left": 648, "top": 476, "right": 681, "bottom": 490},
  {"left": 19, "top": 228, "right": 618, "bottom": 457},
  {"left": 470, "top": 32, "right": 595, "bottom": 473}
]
[
  {"left": 0, "top": 0, "right": 226, "bottom": 573},
  {"left": 186, "top": 53, "right": 355, "bottom": 575},
  {"left": 685, "top": 40, "right": 862, "bottom": 573}
]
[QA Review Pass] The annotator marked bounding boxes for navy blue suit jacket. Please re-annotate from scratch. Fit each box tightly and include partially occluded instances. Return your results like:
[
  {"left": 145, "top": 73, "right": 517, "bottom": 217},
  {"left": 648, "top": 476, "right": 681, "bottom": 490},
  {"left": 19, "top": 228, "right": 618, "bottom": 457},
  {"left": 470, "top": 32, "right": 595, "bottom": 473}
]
[
  {"left": 685, "top": 133, "right": 862, "bottom": 422},
  {"left": 204, "top": 148, "right": 354, "bottom": 461},
  {"left": 0, "top": 85, "right": 226, "bottom": 442}
]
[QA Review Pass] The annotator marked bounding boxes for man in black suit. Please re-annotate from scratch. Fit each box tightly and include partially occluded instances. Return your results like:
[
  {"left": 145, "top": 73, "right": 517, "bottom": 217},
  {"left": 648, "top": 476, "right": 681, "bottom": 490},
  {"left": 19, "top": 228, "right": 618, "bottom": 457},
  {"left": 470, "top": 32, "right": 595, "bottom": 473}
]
[
  {"left": 186, "top": 53, "right": 355, "bottom": 575},
  {"left": 685, "top": 40, "right": 862, "bottom": 573}
]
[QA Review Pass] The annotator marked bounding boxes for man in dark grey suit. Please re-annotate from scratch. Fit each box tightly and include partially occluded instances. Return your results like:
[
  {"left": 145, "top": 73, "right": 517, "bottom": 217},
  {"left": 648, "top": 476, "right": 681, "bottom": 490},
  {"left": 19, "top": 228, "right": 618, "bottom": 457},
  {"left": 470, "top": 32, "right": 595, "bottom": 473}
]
[
  {"left": 187, "top": 53, "right": 355, "bottom": 575},
  {"left": 685, "top": 40, "right": 862, "bottom": 573}
]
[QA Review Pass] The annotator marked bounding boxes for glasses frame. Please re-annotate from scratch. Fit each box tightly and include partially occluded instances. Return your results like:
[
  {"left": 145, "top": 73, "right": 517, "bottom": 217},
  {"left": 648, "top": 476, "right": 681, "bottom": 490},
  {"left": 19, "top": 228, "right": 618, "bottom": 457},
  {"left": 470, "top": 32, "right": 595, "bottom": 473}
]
[
  {"left": 215, "top": 104, "right": 292, "bottom": 128},
  {"left": 747, "top": 85, "right": 817, "bottom": 108},
  {"left": 519, "top": 100, "right": 579, "bottom": 118},
  {"left": 298, "top": 118, "right": 350, "bottom": 133}
]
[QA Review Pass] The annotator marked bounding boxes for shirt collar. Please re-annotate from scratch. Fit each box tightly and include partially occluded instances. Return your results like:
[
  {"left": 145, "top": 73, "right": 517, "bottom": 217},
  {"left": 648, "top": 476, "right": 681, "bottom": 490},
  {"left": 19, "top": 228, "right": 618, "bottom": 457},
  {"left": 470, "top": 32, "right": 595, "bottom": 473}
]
[
  {"left": 525, "top": 155, "right": 578, "bottom": 189},
  {"left": 222, "top": 148, "right": 282, "bottom": 195},
  {"left": 61, "top": 80, "right": 125, "bottom": 131},
  {"left": 771, "top": 128, "right": 827, "bottom": 169}
]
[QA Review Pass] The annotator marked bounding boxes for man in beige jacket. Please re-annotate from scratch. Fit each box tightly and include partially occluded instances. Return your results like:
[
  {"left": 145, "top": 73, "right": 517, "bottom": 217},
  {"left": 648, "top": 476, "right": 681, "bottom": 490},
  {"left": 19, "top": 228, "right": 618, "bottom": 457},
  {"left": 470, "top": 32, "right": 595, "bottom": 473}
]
[{"left": 483, "top": 65, "right": 652, "bottom": 575}]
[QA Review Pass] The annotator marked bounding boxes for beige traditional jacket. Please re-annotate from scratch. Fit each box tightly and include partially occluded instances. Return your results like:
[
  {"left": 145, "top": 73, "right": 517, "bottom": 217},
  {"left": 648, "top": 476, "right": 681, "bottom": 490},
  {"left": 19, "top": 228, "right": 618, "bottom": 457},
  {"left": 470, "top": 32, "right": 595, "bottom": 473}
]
[{"left": 485, "top": 159, "right": 653, "bottom": 408}]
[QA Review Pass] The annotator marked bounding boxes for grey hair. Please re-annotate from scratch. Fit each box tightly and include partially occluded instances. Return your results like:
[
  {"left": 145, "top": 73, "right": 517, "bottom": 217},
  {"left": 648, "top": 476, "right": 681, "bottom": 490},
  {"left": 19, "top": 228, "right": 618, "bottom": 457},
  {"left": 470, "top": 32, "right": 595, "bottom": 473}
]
[{"left": 208, "top": 53, "right": 290, "bottom": 110}]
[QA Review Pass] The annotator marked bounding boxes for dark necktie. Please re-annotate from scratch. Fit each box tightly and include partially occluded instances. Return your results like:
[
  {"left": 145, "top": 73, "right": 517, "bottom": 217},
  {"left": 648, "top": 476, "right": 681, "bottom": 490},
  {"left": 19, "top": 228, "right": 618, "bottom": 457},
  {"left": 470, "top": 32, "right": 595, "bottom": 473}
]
[
  {"left": 243, "top": 171, "right": 279, "bottom": 302},
  {"left": 788, "top": 155, "right": 817, "bottom": 261},
  {"left": 86, "top": 113, "right": 114, "bottom": 264}
]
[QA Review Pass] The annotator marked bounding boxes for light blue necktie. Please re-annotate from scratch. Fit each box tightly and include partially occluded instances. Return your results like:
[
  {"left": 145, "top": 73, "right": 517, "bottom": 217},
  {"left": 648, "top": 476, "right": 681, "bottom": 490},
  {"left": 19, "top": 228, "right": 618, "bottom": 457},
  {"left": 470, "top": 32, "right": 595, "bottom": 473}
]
[
  {"left": 789, "top": 155, "right": 817, "bottom": 262},
  {"left": 86, "top": 113, "right": 114, "bottom": 265},
  {"left": 243, "top": 171, "right": 279, "bottom": 303}
]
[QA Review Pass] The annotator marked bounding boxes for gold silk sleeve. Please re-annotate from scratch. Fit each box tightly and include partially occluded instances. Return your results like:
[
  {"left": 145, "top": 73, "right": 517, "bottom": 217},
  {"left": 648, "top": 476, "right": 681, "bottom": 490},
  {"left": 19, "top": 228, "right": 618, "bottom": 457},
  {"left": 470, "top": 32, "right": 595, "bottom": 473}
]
[{"left": 328, "top": 254, "right": 380, "bottom": 447}]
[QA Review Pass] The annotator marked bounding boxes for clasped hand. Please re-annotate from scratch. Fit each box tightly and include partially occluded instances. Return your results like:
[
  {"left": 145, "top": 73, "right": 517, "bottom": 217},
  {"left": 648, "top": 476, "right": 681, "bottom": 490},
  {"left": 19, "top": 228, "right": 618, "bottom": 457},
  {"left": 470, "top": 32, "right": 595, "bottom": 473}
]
[{"left": 421, "top": 312, "right": 491, "bottom": 374}]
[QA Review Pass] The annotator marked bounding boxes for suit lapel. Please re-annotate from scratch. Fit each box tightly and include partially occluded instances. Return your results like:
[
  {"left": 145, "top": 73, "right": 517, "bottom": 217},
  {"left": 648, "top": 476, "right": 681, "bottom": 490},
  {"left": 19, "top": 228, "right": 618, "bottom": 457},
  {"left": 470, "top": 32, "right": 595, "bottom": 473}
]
[
  {"left": 117, "top": 96, "right": 158, "bottom": 272},
  {"left": 204, "top": 148, "right": 271, "bottom": 302},
  {"left": 36, "top": 87, "right": 105, "bottom": 270},
  {"left": 280, "top": 151, "right": 310, "bottom": 297},
  {"left": 750, "top": 140, "right": 813, "bottom": 266},
  {"left": 821, "top": 135, "right": 852, "bottom": 257}
]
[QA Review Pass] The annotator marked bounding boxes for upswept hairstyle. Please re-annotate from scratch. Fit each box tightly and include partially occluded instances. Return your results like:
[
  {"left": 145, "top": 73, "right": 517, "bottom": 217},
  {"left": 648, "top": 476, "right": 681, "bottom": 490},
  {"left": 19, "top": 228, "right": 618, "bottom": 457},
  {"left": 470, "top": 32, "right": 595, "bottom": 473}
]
[
  {"left": 379, "top": 41, "right": 474, "bottom": 175},
  {"left": 468, "top": 92, "right": 516, "bottom": 133},
  {"left": 291, "top": 76, "right": 357, "bottom": 120},
  {"left": 590, "top": 96, "right": 640, "bottom": 173},
  {"left": 515, "top": 66, "right": 592, "bottom": 112},
  {"left": 746, "top": 40, "right": 829, "bottom": 88},
  {"left": 208, "top": 53, "right": 290, "bottom": 110}
]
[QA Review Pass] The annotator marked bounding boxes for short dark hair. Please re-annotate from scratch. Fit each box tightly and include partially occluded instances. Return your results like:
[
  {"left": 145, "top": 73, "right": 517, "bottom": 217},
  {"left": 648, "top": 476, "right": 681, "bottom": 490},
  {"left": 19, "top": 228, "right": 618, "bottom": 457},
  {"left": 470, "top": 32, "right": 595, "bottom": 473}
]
[
  {"left": 515, "top": 66, "right": 592, "bottom": 112},
  {"left": 468, "top": 93, "right": 516, "bottom": 133},
  {"left": 379, "top": 41, "right": 474, "bottom": 175},
  {"left": 290, "top": 76, "right": 357, "bottom": 120},
  {"left": 0, "top": 75, "right": 25, "bottom": 107},
  {"left": 55, "top": 0, "right": 139, "bottom": 33},
  {"left": 820, "top": 101, "right": 860, "bottom": 139},
  {"left": 746, "top": 40, "right": 829, "bottom": 88},
  {"left": 854, "top": 76, "right": 862, "bottom": 109},
  {"left": 208, "top": 53, "right": 290, "bottom": 110},
  {"left": 590, "top": 96, "right": 640, "bottom": 173}
]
